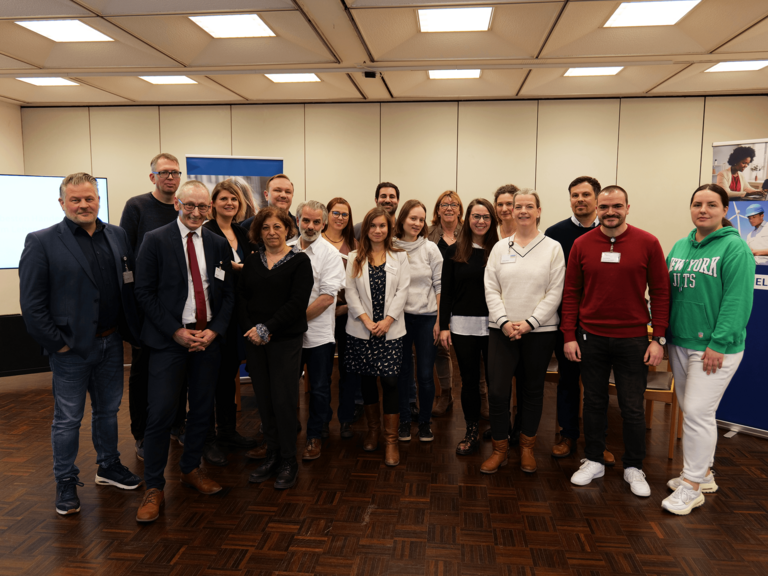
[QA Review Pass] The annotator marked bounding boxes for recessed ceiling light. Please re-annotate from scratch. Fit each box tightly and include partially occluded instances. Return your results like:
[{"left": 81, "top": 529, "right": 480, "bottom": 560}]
[
  {"left": 265, "top": 73, "right": 320, "bottom": 83},
  {"left": 15, "top": 20, "right": 113, "bottom": 42},
  {"left": 565, "top": 67, "right": 624, "bottom": 77},
  {"left": 604, "top": 1, "right": 700, "bottom": 28},
  {"left": 706, "top": 61, "right": 768, "bottom": 72},
  {"left": 139, "top": 76, "right": 197, "bottom": 85},
  {"left": 17, "top": 77, "right": 78, "bottom": 86},
  {"left": 418, "top": 7, "right": 493, "bottom": 33},
  {"left": 189, "top": 14, "right": 275, "bottom": 38},
  {"left": 429, "top": 70, "right": 482, "bottom": 80}
]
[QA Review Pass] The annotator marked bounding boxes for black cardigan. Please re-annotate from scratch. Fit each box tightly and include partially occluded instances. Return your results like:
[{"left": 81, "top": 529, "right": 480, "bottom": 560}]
[
  {"left": 203, "top": 218, "right": 256, "bottom": 260},
  {"left": 439, "top": 244, "right": 489, "bottom": 331}
]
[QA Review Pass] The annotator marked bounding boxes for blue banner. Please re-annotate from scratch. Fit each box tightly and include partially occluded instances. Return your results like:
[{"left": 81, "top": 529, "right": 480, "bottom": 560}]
[{"left": 186, "top": 156, "right": 283, "bottom": 178}]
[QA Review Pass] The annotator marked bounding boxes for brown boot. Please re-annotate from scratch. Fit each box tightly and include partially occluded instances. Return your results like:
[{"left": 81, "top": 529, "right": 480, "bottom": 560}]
[
  {"left": 480, "top": 392, "right": 490, "bottom": 421},
  {"left": 363, "top": 403, "right": 381, "bottom": 452},
  {"left": 432, "top": 393, "right": 453, "bottom": 417},
  {"left": 383, "top": 414, "right": 400, "bottom": 467},
  {"left": 480, "top": 438, "right": 508, "bottom": 474},
  {"left": 519, "top": 433, "right": 537, "bottom": 473},
  {"left": 136, "top": 488, "right": 164, "bottom": 523},
  {"left": 551, "top": 437, "right": 574, "bottom": 458}
]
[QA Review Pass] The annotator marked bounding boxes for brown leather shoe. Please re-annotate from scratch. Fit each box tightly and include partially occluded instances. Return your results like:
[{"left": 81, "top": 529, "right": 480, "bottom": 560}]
[
  {"left": 180, "top": 467, "right": 222, "bottom": 495},
  {"left": 479, "top": 392, "right": 490, "bottom": 421},
  {"left": 480, "top": 438, "right": 509, "bottom": 474},
  {"left": 551, "top": 437, "right": 574, "bottom": 458},
  {"left": 302, "top": 438, "right": 322, "bottom": 461},
  {"left": 603, "top": 450, "right": 616, "bottom": 467},
  {"left": 383, "top": 414, "right": 400, "bottom": 467},
  {"left": 136, "top": 488, "right": 164, "bottom": 523},
  {"left": 245, "top": 444, "right": 267, "bottom": 459},
  {"left": 432, "top": 393, "right": 453, "bottom": 417},
  {"left": 363, "top": 403, "right": 381, "bottom": 452},
  {"left": 519, "top": 433, "right": 537, "bottom": 473}
]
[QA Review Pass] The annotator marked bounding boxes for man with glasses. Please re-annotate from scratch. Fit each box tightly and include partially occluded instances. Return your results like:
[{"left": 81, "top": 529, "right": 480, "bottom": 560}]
[
  {"left": 134, "top": 180, "right": 234, "bottom": 522},
  {"left": 120, "top": 153, "right": 185, "bottom": 460},
  {"left": 353, "top": 182, "right": 400, "bottom": 241}
]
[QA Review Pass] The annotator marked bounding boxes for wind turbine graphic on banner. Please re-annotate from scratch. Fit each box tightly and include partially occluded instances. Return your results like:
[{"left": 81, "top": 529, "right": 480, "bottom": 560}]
[{"left": 729, "top": 204, "right": 750, "bottom": 235}]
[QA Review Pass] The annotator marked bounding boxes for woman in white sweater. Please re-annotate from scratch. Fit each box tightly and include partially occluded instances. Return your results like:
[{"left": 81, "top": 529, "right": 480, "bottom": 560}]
[
  {"left": 394, "top": 200, "right": 443, "bottom": 443},
  {"left": 482, "top": 190, "right": 565, "bottom": 474}
]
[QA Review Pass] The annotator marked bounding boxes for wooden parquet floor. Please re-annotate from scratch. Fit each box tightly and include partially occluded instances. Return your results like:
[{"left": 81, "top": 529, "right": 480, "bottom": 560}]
[{"left": 1, "top": 367, "right": 768, "bottom": 576}]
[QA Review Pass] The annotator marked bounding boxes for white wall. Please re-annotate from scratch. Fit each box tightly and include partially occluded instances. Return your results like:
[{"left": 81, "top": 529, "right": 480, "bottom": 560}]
[{"left": 0, "top": 101, "right": 24, "bottom": 315}]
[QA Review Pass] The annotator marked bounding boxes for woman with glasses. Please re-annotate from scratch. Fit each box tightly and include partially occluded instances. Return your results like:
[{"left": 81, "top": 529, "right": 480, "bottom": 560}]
[{"left": 439, "top": 199, "right": 499, "bottom": 455}]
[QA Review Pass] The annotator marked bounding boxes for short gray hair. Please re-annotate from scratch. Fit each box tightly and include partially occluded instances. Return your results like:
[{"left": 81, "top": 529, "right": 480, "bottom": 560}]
[
  {"left": 296, "top": 200, "right": 328, "bottom": 226},
  {"left": 150, "top": 152, "right": 179, "bottom": 172},
  {"left": 176, "top": 180, "right": 210, "bottom": 202},
  {"left": 60, "top": 172, "right": 98, "bottom": 199},
  {"left": 512, "top": 188, "right": 542, "bottom": 226}
]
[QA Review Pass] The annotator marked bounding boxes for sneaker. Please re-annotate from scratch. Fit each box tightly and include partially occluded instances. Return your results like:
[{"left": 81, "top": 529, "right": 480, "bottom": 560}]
[
  {"left": 134, "top": 439, "right": 144, "bottom": 461},
  {"left": 661, "top": 482, "right": 705, "bottom": 515},
  {"left": 418, "top": 422, "right": 434, "bottom": 442},
  {"left": 398, "top": 421, "right": 411, "bottom": 442},
  {"left": 667, "top": 471, "right": 718, "bottom": 493},
  {"left": 570, "top": 459, "right": 605, "bottom": 486},
  {"left": 56, "top": 476, "right": 84, "bottom": 515},
  {"left": 624, "top": 467, "right": 651, "bottom": 497},
  {"left": 95, "top": 461, "right": 142, "bottom": 490}
]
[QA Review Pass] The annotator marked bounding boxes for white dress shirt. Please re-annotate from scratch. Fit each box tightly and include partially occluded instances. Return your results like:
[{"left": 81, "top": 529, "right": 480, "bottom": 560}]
[
  {"left": 301, "top": 236, "right": 346, "bottom": 348},
  {"left": 177, "top": 218, "right": 212, "bottom": 325},
  {"left": 747, "top": 220, "right": 768, "bottom": 265}
]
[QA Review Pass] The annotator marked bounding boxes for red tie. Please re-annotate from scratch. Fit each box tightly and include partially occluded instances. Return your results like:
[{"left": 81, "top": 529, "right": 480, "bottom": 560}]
[{"left": 186, "top": 232, "right": 207, "bottom": 330}]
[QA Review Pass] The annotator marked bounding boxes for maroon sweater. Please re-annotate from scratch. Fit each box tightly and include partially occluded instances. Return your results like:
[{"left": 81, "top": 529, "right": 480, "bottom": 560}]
[{"left": 560, "top": 224, "right": 670, "bottom": 343}]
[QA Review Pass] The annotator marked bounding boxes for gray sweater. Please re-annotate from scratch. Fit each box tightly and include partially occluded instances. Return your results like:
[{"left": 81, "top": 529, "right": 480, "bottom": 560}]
[{"left": 394, "top": 237, "right": 443, "bottom": 315}]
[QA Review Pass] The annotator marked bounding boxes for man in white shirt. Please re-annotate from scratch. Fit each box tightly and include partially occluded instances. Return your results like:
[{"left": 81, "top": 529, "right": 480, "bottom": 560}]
[
  {"left": 746, "top": 204, "right": 768, "bottom": 265},
  {"left": 296, "top": 200, "right": 346, "bottom": 460}
]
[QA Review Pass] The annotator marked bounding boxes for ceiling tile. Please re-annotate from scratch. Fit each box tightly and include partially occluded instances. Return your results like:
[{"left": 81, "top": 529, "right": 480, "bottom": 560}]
[
  {"left": 0, "top": 77, "right": 129, "bottom": 103},
  {"left": 0, "top": 0, "right": 92, "bottom": 18},
  {"left": 0, "top": 54, "right": 36, "bottom": 69},
  {"left": 347, "top": 0, "right": 545, "bottom": 6},
  {"left": 209, "top": 73, "right": 364, "bottom": 101},
  {"left": 75, "top": 75, "right": 247, "bottom": 102},
  {"left": 716, "top": 15, "right": 768, "bottom": 54},
  {"left": 651, "top": 63, "right": 768, "bottom": 94},
  {"left": 384, "top": 68, "right": 527, "bottom": 98},
  {"left": 77, "top": 0, "right": 295, "bottom": 16}
]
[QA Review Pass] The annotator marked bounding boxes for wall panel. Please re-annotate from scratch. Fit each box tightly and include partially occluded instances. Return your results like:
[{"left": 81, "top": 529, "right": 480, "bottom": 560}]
[
  {"left": 22, "top": 107, "right": 91, "bottom": 177},
  {"left": 0, "top": 102, "right": 24, "bottom": 315}
]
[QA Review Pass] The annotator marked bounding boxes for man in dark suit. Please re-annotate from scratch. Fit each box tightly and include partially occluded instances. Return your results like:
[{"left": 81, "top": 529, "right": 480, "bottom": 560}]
[
  {"left": 134, "top": 180, "right": 234, "bottom": 523},
  {"left": 19, "top": 172, "right": 142, "bottom": 516}
]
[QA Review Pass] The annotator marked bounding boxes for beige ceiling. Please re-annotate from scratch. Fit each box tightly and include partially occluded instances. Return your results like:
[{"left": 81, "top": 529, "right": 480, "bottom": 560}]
[{"left": 0, "top": 0, "right": 766, "bottom": 105}]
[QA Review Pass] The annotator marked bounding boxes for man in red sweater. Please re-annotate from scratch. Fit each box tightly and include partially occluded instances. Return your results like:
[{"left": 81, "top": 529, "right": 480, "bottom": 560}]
[{"left": 561, "top": 186, "right": 670, "bottom": 497}]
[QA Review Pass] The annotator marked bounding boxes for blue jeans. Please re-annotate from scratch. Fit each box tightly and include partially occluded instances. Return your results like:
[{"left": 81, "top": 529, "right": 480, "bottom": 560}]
[
  {"left": 48, "top": 331, "right": 124, "bottom": 482},
  {"left": 397, "top": 314, "right": 438, "bottom": 424},
  {"left": 303, "top": 342, "right": 335, "bottom": 440}
]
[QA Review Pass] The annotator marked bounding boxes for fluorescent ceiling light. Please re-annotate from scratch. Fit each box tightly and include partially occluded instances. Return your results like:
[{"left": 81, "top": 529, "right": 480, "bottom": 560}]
[
  {"left": 189, "top": 14, "right": 275, "bottom": 38},
  {"left": 565, "top": 67, "right": 624, "bottom": 77},
  {"left": 605, "top": 1, "right": 700, "bottom": 28},
  {"left": 706, "top": 61, "right": 768, "bottom": 72},
  {"left": 418, "top": 7, "right": 493, "bottom": 33},
  {"left": 429, "top": 70, "right": 481, "bottom": 80},
  {"left": 17, "top": 77, "right": 78, "bottom": 86},
  {"left": 15, "top": 20, "right": 113, "bottom": 42},
  {"left": 265, "top": 73, "right": 320, "bottom": 83},
  {"left": 140, "top": 76, "right": 197, "bottom": 85}
]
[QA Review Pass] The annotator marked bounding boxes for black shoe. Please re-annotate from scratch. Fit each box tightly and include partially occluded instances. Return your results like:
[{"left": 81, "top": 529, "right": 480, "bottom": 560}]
[
  {"left": 352, "top": 404, "right": 364, "bottom": 423},
  {"left": 340, "top": 422, "right": 353, "bottom": 439},
  {"left": 398, "top": 421, "right": 412, "bottom": 441},
  {"left": 203, "top": 441, "right": 228, "bottom": 466},
  {"left": 56, "top": 476, "right": 84, "bottom": 515},
  {"left": 274, "top": 458, "right": 299, "bottom": 490},
  {"left": 409, "top": 402, "right": 419, "bottom": 420},
  {"left": 217, "top": 428, "right": 261, "bottom": 450},
  {"left": 456, "top": 421, "right": 480, "bottom": 455},
  {"left": 134, "top": 439, "right": 144, "bottom": 461},
  {"left": 418, "top": 422, "right": 434, "bottom": 442},
  {"left": 321, "top": 423, "right": 330, "bottom": 439},
  {"left": 95, "top": 460, "right": 142, "bottom": 490},
  {"left": 250, "top": 450, "right": 280, "bottom": 483}
]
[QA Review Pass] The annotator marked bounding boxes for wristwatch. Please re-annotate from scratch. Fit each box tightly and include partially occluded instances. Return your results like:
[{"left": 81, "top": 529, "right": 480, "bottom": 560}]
[{"left": 652, "top": 336, "right": 666, "bottom": 345}]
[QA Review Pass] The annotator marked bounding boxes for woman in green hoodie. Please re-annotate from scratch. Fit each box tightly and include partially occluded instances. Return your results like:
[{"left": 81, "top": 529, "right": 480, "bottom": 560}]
[{"left": 662, "top": 183, "right": 755, "bottom": 516}]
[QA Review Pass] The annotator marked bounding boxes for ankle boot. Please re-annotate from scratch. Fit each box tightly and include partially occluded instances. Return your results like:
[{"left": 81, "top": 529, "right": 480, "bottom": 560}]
[
  {"left": 456, "top": 421, "right": 479, "bottom": 455},
  {"left": 363, "top": 403, "right": 381, "bottom": 452},
  {"left": 480, "top": 438, "right": 509, "bottom": 474},
  {"left": 519, "top": 433, "right": 537, "bottom": 473},
  {"left": 383, "top": 414, "right": 400, "bottom": 467}
]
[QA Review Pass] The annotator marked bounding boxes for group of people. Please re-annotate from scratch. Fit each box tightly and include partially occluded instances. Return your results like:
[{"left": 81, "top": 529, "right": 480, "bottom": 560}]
[{"left": 18, "top": 151, "right": 756, "bottom": 524}]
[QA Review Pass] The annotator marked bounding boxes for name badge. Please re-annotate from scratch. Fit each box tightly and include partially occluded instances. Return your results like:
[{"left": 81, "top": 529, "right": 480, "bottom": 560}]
[
  {"left": 122, "top": 271, "right": 134, "bottom": 284},
  {"left": 385, "top": 263, "right": 397, "bottom": 275},
  {"left": 501, "top": 254, "right": 517, "bottom": 264},
  {"left": 601, "top": 252, "right": 621, "bottom": 263},
  {"left": 215, "top": 267, "right": 226, "bottom": 280}
]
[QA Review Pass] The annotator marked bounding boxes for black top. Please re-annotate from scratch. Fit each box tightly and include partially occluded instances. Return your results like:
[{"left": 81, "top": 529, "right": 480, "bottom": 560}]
[
  {"left": 439, "top": 245, "right": 488, "bottom": 331},
  {"left": 203, "top": 218, "right": 256, "bottom": 263},
  {"left": 544, "top": 217, "right": 597, "bottom": 267},
  {"left": 237, "top": 249, "right": 313, "bottom": 342},
  {"left": 65, "top": 217, "right": 120, "bottom": 332},
  {"left": 120, "top": 192, "right": 179, "bottom": 252}
]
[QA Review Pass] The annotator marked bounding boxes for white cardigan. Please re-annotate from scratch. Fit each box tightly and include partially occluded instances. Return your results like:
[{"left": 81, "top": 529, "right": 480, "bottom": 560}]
[
  {"left": 345, "top": 250, "right": 411, "bottom": 340},
  {"left": 716, "top": 169, "right": 760, "bottom": 198}
]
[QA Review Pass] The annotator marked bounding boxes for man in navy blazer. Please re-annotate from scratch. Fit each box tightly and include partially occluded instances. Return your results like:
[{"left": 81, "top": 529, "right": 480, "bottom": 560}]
[
  {"left": 19, "top": 172, "right": 142, "bottom": 516},
  {"left": 134, "top": 180, "right": 234, "bottom": 523}
]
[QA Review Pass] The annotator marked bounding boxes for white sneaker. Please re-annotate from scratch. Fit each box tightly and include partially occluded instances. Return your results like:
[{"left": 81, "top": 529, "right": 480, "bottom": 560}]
[
  {"left": 570, "top": 459, "right": 605, "bottom": 486},
  {"left": 624, "top": 467, "right": 651, "bottom": 497},
  {"left": 667, "top": 471, "right": 718, "bottom": 493},
  {"left": 662, "top": 482, "right": 705, "bottom": 515}
]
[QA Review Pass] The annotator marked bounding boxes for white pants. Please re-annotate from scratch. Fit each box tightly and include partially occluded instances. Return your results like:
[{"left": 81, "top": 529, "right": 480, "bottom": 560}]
[{"left": 668, "top": 344, "right": 743, "bottom": 483}]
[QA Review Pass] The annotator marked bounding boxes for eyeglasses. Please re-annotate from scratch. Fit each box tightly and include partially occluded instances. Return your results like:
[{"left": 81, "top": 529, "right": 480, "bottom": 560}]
[
  {"left": 470, "top": 214, "right": 492, "bottom": 222},
  {"left": 440, "top": 203, "right": 459, "bottom": 209},
  {"left": 331, "top": 211, "right": 350, "bottom": 219},
  {"left": 181, "top": 203, "right": 210, "bottom": 213},
  {"left": 153, "top": 170, "right": 183, "bottom": 179}
]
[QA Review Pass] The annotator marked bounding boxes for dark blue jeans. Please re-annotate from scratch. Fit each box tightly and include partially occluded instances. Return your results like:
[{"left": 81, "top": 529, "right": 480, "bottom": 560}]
[
  {"left": 48, "top": 331, "right": 124, "bottom": 482},
  {"left": 303, "top": 342, "right": 336, "bottom": 440},
  {"left": 398, "top": 314, "right": 438, "bottom": 424},
  {"left": 554, "top": 329, "right": 582, "bottom": 440}
]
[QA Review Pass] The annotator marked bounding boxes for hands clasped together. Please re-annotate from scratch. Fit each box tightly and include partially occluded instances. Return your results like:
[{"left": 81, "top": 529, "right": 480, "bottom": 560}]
[{"left": 173, "top": 327, "right": 218, "bottom": 352}]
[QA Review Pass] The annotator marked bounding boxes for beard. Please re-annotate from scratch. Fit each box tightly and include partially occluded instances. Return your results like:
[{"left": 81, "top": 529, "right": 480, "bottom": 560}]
[{"left": 300, "top": 229, "right": 319, "bottom": 243}]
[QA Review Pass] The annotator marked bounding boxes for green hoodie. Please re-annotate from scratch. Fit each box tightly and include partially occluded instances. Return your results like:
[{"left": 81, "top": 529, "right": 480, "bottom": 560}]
[{"left": 666, "top": 226, "right": 755, "bottom": 354}]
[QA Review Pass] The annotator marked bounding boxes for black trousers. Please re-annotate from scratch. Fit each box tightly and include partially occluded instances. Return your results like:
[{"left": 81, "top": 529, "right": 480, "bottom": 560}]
[
  {"left": 246, "top": 335, "right": 303, "bottom": 460},
  {"left": 488, "top": 329, "right": 556, "bottom": 440},
  {"left": 451, "top": 333, "right": 488, "bottom": 423},
  {"left": 554, "top": 329, "right": 583, "bottom": 440},
  {"left": 206, "top": 321, "right": 241, "bottom": 442},
  {"left": 360, "top": 375, "right": 399, "bottom": 414}
]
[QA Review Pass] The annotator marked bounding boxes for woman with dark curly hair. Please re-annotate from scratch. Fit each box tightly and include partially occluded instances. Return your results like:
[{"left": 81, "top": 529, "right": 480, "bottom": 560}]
[{"left": 716, "top": 145, "right": 764, "bottom": 199}]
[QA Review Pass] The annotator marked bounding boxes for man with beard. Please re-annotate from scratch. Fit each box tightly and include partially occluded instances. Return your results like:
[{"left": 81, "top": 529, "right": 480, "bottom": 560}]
[
  {"left": 295, "top": 201, "right": 346, "bottom": 460},
  {"left": 354, "top": 182, "right": 400, "bottom": 241},
  {"left": 561, "top": 186, "right": 669, "bottom": 498}
]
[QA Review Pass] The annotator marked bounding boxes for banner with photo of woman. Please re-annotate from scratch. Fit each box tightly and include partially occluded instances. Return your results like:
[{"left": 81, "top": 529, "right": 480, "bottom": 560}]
[{"left": 712, "top": 139, "right": 768, "bottom": 201}]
